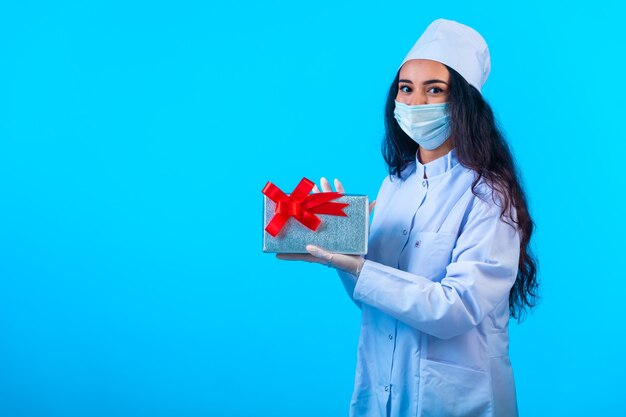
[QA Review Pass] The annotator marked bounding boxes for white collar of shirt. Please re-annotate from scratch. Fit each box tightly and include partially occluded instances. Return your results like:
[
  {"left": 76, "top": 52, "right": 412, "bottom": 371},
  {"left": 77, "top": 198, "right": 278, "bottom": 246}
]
[{"left": 413, "top": 147, "right": 459, "bottom": 180}]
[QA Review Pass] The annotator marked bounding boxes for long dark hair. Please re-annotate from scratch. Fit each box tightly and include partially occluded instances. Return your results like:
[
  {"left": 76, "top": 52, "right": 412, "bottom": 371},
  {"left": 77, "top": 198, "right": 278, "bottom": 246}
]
[{"left": 382, "top": 65, "right": 539, "bottom": 321}]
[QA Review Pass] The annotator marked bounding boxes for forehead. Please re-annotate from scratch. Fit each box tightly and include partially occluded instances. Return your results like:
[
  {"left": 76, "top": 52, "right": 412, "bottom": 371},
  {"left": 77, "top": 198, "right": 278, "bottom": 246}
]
[{"left": 399, "top": 59, "right": 449, "bottom": 81}]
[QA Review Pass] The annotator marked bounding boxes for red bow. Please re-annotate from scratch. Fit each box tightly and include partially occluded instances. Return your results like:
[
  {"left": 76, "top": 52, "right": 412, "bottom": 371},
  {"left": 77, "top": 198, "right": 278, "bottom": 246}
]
[{"left": 262, "top": 177, "right": 349, "bottom": 237}]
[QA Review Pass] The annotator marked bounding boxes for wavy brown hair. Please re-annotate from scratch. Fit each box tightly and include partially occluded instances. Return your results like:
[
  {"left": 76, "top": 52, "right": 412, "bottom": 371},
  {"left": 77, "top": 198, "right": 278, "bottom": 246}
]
[{"left": 381, "top": 65, "right": 539, "bottom": 321}]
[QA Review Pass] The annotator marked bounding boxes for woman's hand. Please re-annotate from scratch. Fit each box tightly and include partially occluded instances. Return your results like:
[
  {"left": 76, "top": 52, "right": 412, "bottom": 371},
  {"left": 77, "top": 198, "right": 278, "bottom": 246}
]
[{"left": 275, "top": 177, "right": 376, "bottom": 277}]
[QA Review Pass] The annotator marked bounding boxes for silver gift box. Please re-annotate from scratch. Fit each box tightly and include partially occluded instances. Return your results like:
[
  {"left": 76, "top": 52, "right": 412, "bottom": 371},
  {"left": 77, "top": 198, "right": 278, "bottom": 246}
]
[{"left": 262, "top": 194, "right": 369, "bottom": 254}]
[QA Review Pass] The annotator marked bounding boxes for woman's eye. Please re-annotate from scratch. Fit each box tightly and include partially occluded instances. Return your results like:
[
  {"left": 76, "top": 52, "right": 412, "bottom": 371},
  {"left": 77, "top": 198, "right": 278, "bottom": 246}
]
[
  {"left": 428, "top": 87, "right": 444, "bottom": 94},
  {"left": 399, "top": 85, "right": 412, "bottom": 93}
]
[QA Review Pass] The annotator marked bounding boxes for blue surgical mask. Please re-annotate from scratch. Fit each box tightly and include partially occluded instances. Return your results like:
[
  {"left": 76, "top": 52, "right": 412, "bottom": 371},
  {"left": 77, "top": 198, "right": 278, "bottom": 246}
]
[{"left": 393, "top": 100, "right": 451, "bottom": 150}]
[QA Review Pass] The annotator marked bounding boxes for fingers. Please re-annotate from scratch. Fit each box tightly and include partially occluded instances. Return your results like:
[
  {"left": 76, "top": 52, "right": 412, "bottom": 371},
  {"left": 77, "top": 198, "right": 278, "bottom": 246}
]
[
  {"left": 306, "top": 244, "right": 333, "bottom": 262},
  {"left": 320, "top": 177, "right": 332, "bottom": 192},
  {"left": 314, "top": 177, "right": 344, "bottom": 194},
  {"left": 369, "top": 200, "right": 376, "bottom": 214},
  {"left": 276, "top": 253, "right": 320, "bottom": 263},
  {"left": 311, "top": 177, "right": 345, "bottom": 196},
  {"left": 334, "top": 178, "right": 345, "bottom": 194},
  {"left": 274, "top": 245, "right": 335, "bottom": 269}
]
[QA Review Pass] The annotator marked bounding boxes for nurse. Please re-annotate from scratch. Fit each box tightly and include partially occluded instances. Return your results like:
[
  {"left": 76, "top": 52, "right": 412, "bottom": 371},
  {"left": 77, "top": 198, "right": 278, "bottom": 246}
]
[{"left": 277, "top": 18, "right": 539, "bottom": 417}]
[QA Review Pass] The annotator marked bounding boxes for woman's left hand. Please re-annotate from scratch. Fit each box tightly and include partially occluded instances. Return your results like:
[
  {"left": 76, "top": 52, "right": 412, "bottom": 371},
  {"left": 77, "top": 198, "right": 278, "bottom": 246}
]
[{"left": 275, "top": 177, "right": 370, "bottom": 277}]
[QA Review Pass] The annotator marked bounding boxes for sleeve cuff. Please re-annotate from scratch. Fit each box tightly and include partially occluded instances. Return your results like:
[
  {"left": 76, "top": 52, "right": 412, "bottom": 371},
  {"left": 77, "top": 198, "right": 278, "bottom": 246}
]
[{"left": 353, "top": 259, "right": 433, "bottom": 306}]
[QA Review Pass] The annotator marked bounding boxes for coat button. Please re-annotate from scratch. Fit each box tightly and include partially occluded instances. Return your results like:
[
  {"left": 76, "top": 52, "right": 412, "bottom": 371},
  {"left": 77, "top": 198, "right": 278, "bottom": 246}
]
[
  {"left": 415, "top": 240, "right": 421, "bottom": 248},
  {"left": 388, "top": 334, "right": 393, "bottom": 340},
  {"left": 402, "top": 229, "right": 408, "bottom": 235},
  {"left": 422, "top": 180, "right": 427, "bottom": 187},
  {"left": 384, "top": 385, "right": 389, "bottom": 392}
]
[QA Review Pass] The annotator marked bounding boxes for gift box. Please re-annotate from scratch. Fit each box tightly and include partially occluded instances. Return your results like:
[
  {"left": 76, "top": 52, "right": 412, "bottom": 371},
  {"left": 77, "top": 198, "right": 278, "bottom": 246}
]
[{"left": 262, "top": 177, "right": 369, "bottom": 254}]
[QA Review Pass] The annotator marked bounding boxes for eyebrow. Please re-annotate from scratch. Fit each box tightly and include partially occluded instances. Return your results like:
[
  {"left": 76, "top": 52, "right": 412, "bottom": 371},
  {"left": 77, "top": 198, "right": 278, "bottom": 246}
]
[{"left": 399, "top": 78, "right": 449, "bottom": 86}]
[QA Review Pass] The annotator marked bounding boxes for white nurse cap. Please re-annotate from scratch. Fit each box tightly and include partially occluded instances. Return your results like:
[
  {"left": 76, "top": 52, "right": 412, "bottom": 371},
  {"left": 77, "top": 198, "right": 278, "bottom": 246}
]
[{"left": 398, "top": 18, "right": 491, "bottom": 93}]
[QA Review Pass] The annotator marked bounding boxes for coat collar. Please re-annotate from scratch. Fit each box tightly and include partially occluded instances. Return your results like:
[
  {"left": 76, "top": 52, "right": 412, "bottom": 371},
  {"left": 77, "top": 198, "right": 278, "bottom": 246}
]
[{"left": 415, "top": 147, "right": 459, "bottom": 179}]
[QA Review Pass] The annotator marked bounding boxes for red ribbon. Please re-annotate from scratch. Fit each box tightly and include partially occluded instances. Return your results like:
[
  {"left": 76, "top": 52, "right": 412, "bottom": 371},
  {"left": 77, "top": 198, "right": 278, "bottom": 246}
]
[{"left": 262, "top": 177, "right": 349, "bottom": 237}]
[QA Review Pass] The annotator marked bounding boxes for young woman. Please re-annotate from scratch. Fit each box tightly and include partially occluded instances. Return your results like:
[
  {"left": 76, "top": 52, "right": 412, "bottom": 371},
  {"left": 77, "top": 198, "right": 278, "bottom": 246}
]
[{"left": 277, "top": 18, "right": 538, "bottom": 417}]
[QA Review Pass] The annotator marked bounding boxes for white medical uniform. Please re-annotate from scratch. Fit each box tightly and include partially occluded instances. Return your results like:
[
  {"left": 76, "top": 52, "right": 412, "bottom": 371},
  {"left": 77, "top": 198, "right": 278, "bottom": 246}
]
[{"left": 337, "top": 147, "right": 520, "bottom": 417}]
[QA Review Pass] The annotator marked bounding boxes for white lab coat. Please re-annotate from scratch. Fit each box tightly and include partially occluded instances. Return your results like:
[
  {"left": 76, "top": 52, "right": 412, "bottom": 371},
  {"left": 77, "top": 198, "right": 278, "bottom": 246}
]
[{"left": 338, "top": 148, "right": 520, "bottom": 417}]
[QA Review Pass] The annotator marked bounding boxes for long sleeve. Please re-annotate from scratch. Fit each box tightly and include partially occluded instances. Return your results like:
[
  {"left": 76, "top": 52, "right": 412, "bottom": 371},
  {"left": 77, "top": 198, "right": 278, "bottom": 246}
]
[{"left": 352, "top": 195, "right": 520, "bottom": 340}]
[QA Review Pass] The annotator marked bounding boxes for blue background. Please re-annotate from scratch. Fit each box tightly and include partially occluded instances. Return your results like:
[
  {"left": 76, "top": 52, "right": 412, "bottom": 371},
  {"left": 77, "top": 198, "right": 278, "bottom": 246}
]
[{"left": 1, "top": 0, "right": 624, "bottom": 416}]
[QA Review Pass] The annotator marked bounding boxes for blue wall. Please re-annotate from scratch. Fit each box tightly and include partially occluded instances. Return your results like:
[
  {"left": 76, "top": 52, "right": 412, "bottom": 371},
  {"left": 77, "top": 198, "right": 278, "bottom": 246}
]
[{"left": 1, "top": 0, "right": 624, "bottom": 415}]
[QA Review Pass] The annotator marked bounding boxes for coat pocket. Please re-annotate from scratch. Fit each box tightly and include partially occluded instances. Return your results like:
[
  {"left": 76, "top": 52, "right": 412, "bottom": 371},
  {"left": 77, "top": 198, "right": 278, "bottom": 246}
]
[
  {"left": 404, "top": 231, "right": 457, "bottom": 281},
  {"left": 417, "top": 358, "right": 492, "bottom": 417}
]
